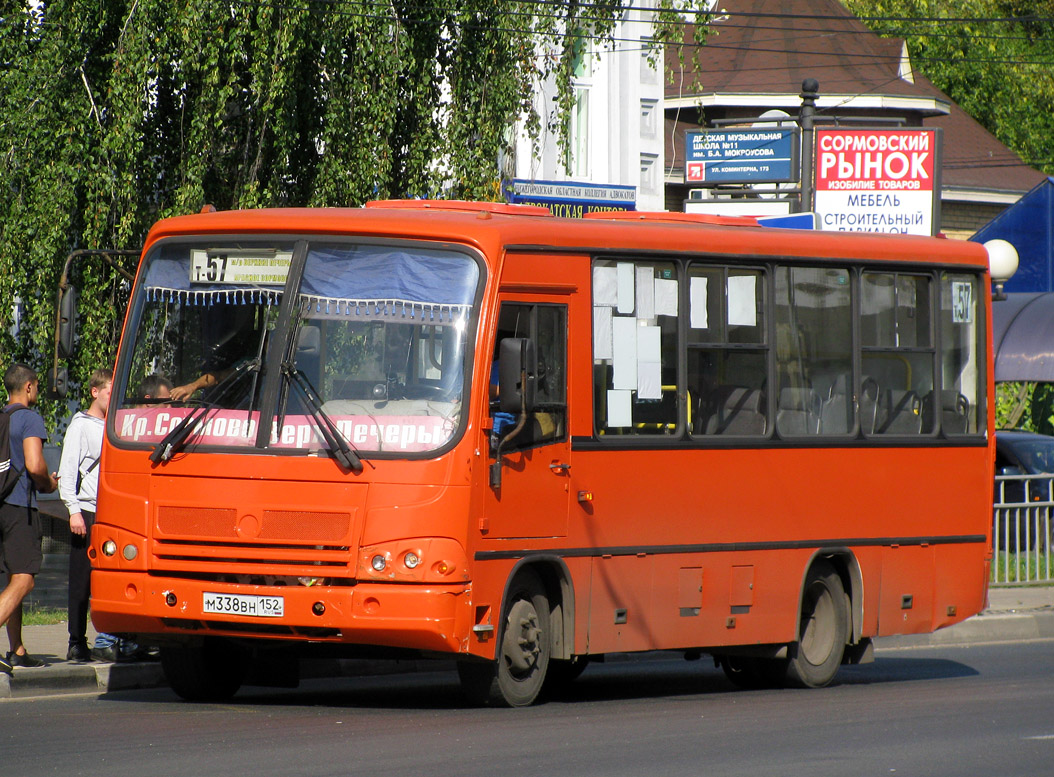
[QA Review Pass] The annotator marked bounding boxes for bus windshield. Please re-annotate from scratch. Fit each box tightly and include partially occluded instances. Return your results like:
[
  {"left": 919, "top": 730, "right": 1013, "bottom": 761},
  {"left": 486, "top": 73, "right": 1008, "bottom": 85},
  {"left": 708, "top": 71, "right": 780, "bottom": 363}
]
[{"left": 114, "top": 239, "right": 480, "bottom": 456}]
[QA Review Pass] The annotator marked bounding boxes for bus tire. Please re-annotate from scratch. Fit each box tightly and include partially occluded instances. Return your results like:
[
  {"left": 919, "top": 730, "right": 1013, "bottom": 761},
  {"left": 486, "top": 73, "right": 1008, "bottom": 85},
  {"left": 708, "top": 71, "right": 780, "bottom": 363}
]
[
  {"left": 494, "top": 569, "right": 551, "bottom": 706},
  {"left": 160, "top": 637, "right": 248, "bottom": 702},
  {"left": 458, "top": 569, "right": 552, "bottom": 707},
  {"left": 786, "top": 561, "right": 848, "bottom": 689}
]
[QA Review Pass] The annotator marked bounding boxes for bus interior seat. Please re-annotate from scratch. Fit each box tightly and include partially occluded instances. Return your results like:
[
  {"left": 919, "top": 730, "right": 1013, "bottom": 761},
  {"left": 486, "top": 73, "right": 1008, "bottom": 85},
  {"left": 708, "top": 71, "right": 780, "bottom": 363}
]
[
  {"left": 876, "top": 388, "right": 923, "bottom": 434},
  {"left": 776, "top": 386, "right": 821, "bottom": 435},
  {"left": 703, "top": 386, "right": 767, "bottom": 435},
  {"left": 819, "top": 375, "right": 851, "bottom": 434},
  {"left": 859, "top": 377, "right": 880, "bottom": 434},
  {"left": 923, "top": 389, "right": 971, "bottom": 435}
]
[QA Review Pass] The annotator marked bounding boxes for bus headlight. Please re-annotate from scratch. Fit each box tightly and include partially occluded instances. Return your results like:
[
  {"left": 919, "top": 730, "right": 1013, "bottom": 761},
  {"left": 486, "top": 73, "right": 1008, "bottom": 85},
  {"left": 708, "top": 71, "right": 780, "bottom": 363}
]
[
  {"left": 122, "top": 544, "right": 138, "bottom": 561},
  {"left": 359, "top": 539, "right": 467, "bottom": 582},
  {"left": 102, "top": 540, "right": 117, "bottom": 557}
]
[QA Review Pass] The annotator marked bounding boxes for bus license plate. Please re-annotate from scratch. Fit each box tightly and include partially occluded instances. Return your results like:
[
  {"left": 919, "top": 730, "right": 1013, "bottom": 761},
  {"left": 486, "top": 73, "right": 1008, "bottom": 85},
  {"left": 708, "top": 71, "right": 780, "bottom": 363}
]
[{"left": 202, "top": 592, "right": 284, "bottom": 618}]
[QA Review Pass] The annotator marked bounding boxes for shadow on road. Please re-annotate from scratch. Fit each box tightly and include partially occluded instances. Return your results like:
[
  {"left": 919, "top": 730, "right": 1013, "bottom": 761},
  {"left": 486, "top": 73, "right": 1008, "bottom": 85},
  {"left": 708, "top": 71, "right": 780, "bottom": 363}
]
[{"left": 98, "top": 652, "right": 980, "bottom": 710}]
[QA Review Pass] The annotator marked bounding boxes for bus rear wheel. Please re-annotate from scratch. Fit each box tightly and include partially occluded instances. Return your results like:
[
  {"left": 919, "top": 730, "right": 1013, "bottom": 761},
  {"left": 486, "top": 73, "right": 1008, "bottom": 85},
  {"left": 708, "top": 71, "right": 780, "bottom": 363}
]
[
  {"left": 161, "top": 637, "right": 248, "bottom": 702},
  {"left": 457, "top": 569, "right": 551, "bottom": 707},
  {"left": 786, "top": 561, "right": 848, "bottom": 689}
]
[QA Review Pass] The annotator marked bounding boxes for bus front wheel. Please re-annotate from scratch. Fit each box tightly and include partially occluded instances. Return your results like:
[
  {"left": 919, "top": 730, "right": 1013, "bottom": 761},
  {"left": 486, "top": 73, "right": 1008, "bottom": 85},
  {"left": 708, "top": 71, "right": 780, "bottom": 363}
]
[
  {"left": 161, "top": 637, "right": 248, "bottom": 702},
  {"left": 458, "top": 569, "right": 551, "bottom": 707},
  {"left": 786, "top": 561, "right": 848, "bottom": 688}
]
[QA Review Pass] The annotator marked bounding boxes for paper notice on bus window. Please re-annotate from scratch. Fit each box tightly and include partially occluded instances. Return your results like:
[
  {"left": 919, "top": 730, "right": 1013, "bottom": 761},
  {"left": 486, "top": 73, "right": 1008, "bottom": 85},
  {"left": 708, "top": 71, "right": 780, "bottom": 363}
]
[
  {"left": 690, "top": 276, "right": 709, "bottom": 329},
  {"left": 635, "top": 266, "right": 655, "bottom": 320},
  {"left": 637, "top": 325, "right": 662, "bottom": 400},
  {"left": 607, "top": 389, "right": 632, "bottom": 427},
  {"left": 612, "top": 316, "right": 637, "bottom": 390},
  {"left": 637, "top": 324, "right": 661, "bottom": 363},
  {"left": 655, "top": 278, "right": 678, "bottom": 317},
  {"left": 617, "top": 262, "right": 635, "bottom": 314},
  {"left": 593, "top": 266, "right": 618, "bottom": 306},
  {"left": 727, "top": 275, "right": 757, "bottom": 327},
  {"left": 637, "top": 362, "right": 662, "bottom": 400},
  {"left": 593, "top": 306, "right": 613, "bottom": 360}
]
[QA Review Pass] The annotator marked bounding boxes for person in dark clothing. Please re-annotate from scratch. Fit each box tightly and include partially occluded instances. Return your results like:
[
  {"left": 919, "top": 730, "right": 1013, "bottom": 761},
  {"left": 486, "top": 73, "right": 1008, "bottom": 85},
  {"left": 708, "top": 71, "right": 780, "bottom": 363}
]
[{"left": 0, "top": 363, "right": 58, "bottom": 673}]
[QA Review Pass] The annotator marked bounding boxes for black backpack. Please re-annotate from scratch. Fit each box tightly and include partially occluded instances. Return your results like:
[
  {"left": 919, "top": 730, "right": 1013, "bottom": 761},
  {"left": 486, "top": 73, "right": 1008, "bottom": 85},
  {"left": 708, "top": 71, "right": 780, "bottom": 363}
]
[{"left": 0, "top": 405, "right": 28, "bottom": 505}]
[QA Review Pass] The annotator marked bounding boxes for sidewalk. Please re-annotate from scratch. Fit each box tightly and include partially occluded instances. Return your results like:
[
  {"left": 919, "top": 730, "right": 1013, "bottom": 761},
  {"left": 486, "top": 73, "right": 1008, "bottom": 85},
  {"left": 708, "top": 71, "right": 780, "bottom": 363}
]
[{"left": 3, "top": 565, "right": 1053, "bottom": 700}]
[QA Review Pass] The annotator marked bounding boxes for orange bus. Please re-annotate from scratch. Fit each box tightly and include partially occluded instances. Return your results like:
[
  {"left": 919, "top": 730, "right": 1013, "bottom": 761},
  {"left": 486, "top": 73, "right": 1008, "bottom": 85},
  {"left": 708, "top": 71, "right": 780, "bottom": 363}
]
[{"left": 84, "top": 200, "right": 994, "bottom": 705}]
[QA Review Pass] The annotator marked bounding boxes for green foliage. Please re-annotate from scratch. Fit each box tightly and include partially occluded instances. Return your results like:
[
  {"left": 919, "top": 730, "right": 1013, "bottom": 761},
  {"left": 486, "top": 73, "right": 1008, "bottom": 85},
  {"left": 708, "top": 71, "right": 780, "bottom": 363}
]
[
  {"left": 996, "top": 381, "right": 1033, "bottom": 429},
  {"left": 995, "top": 381, "right": 1054, "bottom": 432},
  {"left": 0, "top": 0, "right": 709, "bottom": 426},
  {"left": 844, "top": 0, "right": 1054, "bottom": 175}
]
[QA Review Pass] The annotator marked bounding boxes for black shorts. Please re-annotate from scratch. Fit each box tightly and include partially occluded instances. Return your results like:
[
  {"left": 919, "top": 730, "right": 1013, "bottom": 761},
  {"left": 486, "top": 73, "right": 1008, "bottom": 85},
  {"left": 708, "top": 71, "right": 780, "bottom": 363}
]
[{"left": 0, "top": 502, "right": 43, "bottom": 576}]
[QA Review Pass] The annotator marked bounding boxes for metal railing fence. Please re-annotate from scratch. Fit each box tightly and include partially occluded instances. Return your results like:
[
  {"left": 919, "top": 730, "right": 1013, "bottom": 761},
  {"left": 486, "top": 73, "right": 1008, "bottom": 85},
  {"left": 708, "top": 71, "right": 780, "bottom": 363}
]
[{"left": 993, "top": 473, "right": 1054, "bottom": 585}]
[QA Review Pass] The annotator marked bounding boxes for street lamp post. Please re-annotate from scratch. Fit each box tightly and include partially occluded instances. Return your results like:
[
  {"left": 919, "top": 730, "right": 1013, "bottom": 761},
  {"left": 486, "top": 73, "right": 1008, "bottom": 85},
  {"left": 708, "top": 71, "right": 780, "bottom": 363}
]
[{"left": 798, "top": 78, "right": 819, "bottom": 213}]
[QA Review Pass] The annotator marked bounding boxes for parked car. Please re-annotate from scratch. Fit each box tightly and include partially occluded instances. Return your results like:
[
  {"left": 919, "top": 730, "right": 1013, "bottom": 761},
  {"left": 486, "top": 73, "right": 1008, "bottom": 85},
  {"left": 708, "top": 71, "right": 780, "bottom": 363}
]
[{"left": 994, "top": 430, "right": 1054, "bottom": 551}]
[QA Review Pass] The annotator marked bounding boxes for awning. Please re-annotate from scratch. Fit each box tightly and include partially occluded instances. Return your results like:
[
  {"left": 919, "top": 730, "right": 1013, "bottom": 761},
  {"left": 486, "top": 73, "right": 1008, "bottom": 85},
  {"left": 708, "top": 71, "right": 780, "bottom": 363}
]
[{"left": 992, "top": 292, "right": 1054, "bottom": 381}]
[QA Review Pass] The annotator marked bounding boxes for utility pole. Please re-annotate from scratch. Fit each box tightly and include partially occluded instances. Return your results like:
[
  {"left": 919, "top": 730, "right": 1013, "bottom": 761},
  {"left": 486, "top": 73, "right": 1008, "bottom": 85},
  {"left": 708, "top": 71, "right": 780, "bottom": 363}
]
[{"left": 798, "top": 78, "right": 819, "bottom": 213}]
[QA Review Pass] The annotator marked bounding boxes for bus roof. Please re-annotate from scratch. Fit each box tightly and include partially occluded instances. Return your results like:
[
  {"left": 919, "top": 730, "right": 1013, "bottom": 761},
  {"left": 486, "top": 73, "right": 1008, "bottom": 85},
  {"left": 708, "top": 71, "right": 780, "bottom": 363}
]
[{"left": 142, "top": 201, "right": 991, "bottom": 270}]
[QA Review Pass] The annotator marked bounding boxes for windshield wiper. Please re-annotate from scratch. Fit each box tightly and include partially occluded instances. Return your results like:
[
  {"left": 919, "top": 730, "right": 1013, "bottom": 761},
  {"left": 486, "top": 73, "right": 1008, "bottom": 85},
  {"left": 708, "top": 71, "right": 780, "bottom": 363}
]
[
  {"left": 281, "top": 362, "right": 363, "bottom": 473},
  {"left": 148, "top": 358, "right": 260, "bottom": 464}
]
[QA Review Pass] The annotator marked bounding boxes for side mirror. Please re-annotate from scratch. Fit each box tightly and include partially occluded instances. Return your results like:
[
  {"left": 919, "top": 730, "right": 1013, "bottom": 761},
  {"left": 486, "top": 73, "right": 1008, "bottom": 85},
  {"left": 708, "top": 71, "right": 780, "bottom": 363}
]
[
  {"left": 47, "top": 366, "right": 68, "bottom": 400},
  {"left": 498, "top": 337, "right": 536, "bottom": 415},
  {"left": 57, "top": 285, "right": 78, "bottom": 359},
  {"left": 296, "top": 325, "right": 321, "bottom": 358}
]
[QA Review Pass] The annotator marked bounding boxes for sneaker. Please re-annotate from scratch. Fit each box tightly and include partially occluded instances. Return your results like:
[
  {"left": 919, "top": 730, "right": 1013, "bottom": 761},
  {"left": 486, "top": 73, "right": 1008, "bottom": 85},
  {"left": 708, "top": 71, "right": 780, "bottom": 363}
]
[
  {"left": 67, "top": 643, "right": 92, "bottom": 663},
  {"left": 6, "top": 651, "right": 47, "bottom": 668},
  {"left": 0, "top": 654, "right": 11, "bottom": 675},
  {"left": 91, "top": 646, "right": 118, "bottom": 663}
]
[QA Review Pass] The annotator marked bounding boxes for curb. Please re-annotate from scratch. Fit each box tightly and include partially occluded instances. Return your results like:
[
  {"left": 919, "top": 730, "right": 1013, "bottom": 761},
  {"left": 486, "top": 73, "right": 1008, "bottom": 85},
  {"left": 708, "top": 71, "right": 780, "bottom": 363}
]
[
  {"left": 876, "top": 609, "right": 1054, "bottom": 649},
  {"left": 0, "top": 661, "right": 166, "bottom": 700}
]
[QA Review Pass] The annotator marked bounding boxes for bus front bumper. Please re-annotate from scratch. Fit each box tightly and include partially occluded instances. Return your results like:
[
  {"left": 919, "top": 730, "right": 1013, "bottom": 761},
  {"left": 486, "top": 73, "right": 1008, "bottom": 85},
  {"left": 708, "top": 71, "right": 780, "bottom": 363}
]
[{"left": 90, "top": 570, "right": 471, "bottom": 654}]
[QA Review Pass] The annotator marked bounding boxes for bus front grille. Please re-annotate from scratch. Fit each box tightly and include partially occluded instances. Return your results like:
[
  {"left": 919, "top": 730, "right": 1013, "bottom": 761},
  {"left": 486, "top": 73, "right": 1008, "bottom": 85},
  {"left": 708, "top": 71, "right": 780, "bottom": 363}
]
[{"left": 150, "top": 538, "right": 353, "bottom": 579}]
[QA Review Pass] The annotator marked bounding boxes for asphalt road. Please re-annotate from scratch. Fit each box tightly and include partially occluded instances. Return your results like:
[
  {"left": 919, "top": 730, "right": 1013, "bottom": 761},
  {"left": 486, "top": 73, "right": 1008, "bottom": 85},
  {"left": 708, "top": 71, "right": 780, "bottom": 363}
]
[{"left": 4, "top": 639, "right": 1054, "bottom": 777}]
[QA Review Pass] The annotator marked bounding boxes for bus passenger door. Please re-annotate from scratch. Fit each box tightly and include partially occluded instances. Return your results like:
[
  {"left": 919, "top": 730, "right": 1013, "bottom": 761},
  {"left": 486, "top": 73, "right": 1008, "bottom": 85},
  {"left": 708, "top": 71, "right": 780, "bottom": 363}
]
[{"left": 483, "top": 300, "right": 570, "bottom": 539}]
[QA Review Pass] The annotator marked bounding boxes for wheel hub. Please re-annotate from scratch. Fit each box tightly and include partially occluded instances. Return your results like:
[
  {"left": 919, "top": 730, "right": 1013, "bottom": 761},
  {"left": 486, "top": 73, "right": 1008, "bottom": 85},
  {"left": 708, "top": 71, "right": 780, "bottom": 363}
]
[{"left": 503, "top": 599, "right": 541, "bottom": 674}]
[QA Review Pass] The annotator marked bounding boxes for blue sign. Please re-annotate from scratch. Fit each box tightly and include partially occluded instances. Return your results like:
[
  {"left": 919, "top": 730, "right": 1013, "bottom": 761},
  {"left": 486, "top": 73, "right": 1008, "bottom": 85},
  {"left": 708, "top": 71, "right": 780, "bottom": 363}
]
[
  {"left": 757, "top": 212, "right": 819, "bottom": 230},
  {"left": 685, "top": 128, "right": 799, "bottom": 185},
  {"left": 505, "top": 179, "right": 636, "bottom": 218}
]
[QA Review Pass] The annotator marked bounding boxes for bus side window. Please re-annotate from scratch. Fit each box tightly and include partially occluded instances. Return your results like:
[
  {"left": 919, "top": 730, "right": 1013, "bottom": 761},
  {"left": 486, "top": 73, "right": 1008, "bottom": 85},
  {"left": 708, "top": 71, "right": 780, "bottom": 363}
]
[{"left": 490, "top": 302, "right": 567, "bottom": 453}]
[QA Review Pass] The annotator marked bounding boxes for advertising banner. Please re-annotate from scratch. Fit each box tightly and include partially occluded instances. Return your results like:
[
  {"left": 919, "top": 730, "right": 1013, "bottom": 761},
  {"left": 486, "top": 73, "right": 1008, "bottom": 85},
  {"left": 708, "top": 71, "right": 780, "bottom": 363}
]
[
  {"left": 685, "top": 128, "right": 799, "bottom": 184},
  {"left": 814, "top": 128, "right": 941, "bottom": 235},
  {"left": 506, "top": 179, "right": 636, "bottom": 218}
]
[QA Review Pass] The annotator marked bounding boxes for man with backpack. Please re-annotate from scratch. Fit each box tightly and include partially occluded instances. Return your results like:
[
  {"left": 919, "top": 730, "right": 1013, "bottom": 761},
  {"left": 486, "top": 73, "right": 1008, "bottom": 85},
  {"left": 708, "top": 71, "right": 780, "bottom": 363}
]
[{"left": 0, "top": 363, "right": 59, "bottom": 673}]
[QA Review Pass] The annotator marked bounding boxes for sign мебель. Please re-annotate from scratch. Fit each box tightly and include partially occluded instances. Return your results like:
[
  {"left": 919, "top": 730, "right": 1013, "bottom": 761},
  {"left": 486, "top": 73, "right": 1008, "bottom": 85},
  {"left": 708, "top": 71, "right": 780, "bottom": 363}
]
[{"left": 814, "top": 128, "right": 941, "bottom": 236}]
